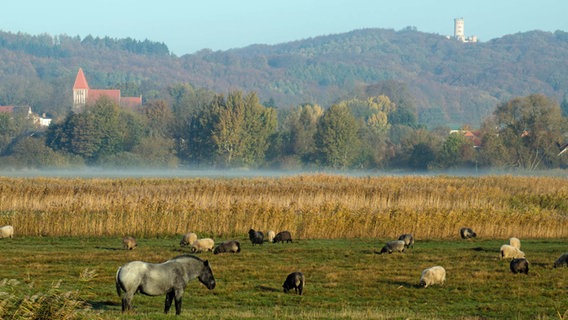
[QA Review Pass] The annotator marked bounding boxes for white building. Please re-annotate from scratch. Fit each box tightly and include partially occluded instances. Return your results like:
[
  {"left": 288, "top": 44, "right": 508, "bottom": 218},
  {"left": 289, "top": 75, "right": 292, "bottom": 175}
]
[{"left": 454, "top": 18, "right": 478, "bottom": 43}]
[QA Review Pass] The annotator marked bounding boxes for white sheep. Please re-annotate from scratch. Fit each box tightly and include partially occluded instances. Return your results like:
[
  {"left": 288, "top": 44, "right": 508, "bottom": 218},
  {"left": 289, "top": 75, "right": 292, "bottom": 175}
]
[
  {"left": 267, "top": 230, "right": 276, "bottom": 243},
  {"left": 500, "top": 244, "right": 525, "bottom": 259},
  {"left": 509, "top": 237, "right": 521, "bottom": 250},
  {"left": 0, "top": 225, "right": 14, "bottom": 239},
  {"left": 190, "top": 238, "right": 215, "bottom": 253},
  {"left": 420, "top": 266, "right": 446, "bottom": 288},
  {"left": 180, "top": 232, "right": 198, "bottom": 247}
]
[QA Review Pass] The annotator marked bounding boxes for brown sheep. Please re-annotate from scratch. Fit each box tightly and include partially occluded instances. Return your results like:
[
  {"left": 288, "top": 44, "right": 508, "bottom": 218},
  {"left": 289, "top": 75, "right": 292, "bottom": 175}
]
[
  {"left": 122, "top": 236, "right": 137, "bottom": 250},
  {"left": 510, "top": 258, "right": 529, "bottom": 274},
  {"left": 398, "top": 234, "right": 414, "bottom": 248},
  {"left": 273, "top": 231, "right": 292, "bottom": 243},
  {"left": 214, "top": 240, "right": 241, "bottom": 254}
]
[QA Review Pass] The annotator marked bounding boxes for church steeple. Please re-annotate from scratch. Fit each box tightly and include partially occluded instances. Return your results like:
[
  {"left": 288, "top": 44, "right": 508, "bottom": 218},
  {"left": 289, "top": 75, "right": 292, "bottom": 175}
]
[
  {"left": 73, "top": 68, "right": 89, "bottom": 89},
  {"left": 72, "top": 67, "right": 142, "bottom": 112},
  {"left": 73, "top": 68, "right": 89, "bottom": 111}
]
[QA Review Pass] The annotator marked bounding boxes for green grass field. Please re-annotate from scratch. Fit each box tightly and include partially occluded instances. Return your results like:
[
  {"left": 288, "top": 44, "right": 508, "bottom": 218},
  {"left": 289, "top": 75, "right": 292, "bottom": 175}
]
[{"left": 1, "top": 236, "right": 566, "bottom": 319}]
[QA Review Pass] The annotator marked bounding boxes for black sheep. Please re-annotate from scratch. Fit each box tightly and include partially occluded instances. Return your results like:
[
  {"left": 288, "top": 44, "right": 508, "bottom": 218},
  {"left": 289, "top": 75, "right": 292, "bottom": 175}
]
[
  {"left": 248, "top": 229, "right": 264, "bottom": 245},
  {"left": 273, "top": 231, "right": 293, "bottom": 243},
  {"left": 282, "top": 272, "right": 304, "bottom": 295},
  {"left": 510, "top": 258, "right": 529, "bottom": 274},
  {"left": 554, "top": 252, "right": 568, "bottom": 268},
  {"left": 460, "top": 227, "right": 477, "bottom": 239}
]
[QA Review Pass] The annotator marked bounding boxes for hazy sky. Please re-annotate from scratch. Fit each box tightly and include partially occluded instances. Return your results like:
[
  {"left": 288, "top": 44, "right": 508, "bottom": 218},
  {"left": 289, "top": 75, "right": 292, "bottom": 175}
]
[{"left": 2, "top": 0, "right": 567, "bottom": 55}]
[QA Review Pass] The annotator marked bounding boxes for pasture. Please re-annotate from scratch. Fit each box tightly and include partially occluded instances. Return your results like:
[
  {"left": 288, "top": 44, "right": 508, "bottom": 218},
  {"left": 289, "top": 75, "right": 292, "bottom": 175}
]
[
  {"left": 0, "top": 236, "right": 566, "bottom": 319},
  {"left": 0, "top": 174, "right": 567, "bottom": 318}
]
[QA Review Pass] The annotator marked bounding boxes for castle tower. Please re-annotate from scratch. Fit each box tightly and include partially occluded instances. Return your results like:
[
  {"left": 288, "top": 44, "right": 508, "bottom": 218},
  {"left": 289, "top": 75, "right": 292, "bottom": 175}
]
[
  {"left": 454, "top": 18, "right": 465, "bottom": 41},
  {"left": 73, "top": 68, "right": 89, "bottom": 111}
]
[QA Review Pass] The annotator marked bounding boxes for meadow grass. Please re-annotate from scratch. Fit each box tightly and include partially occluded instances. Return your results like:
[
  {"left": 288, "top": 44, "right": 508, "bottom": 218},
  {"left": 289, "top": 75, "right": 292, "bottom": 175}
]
[
  {"left": 0, "top": 236, "right": 566, "bottom": 319},
  {"left": 0, "top": 174, "right": 567, "bottom": 319}
]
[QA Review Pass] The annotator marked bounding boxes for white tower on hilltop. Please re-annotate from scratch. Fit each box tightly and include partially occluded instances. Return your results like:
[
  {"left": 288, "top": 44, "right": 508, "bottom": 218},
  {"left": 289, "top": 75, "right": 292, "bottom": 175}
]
[{"left": 454, "top": 18, "right": 465, "bottom": 41}]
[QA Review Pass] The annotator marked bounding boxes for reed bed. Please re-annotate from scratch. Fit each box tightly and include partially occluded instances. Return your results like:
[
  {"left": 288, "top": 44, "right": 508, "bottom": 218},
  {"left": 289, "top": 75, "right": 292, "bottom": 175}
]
[{"left": 0, "top": 174, "right": 567, "bottom": 239}]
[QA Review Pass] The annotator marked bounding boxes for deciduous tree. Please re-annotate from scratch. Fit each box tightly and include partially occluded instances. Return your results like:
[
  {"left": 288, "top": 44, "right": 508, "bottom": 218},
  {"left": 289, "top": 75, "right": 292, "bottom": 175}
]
[
  {"left": 314, "top": 104, "right": 361, "bottom": 169},
  {"left": 482, "top": 94, "right": 568, "bottom": 170}
]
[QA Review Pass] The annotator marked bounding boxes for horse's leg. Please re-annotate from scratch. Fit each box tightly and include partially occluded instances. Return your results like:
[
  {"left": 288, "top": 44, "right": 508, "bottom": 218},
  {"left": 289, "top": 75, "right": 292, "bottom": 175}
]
[
  {"left": 122, "top": 291, "right": 134, "bottom": 312},
  {"left": 164, "top": 291, "right": 175, "bottom": 314},
  {"left": 174, "top": 289, "right": 184, "bottom": 315}
]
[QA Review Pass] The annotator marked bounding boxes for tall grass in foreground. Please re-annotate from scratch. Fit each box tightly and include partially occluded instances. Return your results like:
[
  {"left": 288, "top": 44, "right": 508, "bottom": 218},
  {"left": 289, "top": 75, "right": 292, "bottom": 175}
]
[
  {"left": 0, "top": 175, "right": 567, "bottom": 239},
  {"left": 0, "top": 274, "right": 98, "bottom": 319}
]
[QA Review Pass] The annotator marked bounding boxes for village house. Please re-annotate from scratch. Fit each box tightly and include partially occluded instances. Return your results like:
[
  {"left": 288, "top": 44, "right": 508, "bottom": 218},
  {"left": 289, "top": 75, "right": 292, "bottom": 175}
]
[
  {"left": 450, "top": 129, "right": 481, "bottom": 148},
  {"left": 0, "top": 105, "right": 52, "bottom": 127},
  {"left": 72, "top": 68, "right": 142, "bottom": 112}
]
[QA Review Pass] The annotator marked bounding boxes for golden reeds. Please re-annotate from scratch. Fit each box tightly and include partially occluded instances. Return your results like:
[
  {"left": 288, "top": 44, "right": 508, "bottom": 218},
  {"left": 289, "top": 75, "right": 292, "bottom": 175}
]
[{"left": 0, "top": 175, "right": 567, "bottom": 239}]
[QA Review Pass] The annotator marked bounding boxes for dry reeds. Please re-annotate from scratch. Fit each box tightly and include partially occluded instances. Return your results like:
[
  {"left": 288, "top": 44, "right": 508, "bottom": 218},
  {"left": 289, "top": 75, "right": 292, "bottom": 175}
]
[{"left": 0, "top": 175, "right": 567, "bottom": 239}]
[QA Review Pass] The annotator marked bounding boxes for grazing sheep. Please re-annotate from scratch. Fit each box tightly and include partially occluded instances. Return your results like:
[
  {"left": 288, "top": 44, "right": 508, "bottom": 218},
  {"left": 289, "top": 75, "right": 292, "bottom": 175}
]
[
  {"left": 509, "top": 237, "right": 521, "bottom": 250},
  {"left": 500, "top": 244, "right": 525, "bottom": 259},
  {"left": 553, "top": 252, "right": 568, "bottom": 268},
  {"left": 248, "top": 229, "right": 264, "bottom": 245},
  {"left": 214, "top": 240, "right": 241, "bottom": 254},
  {"left": 190, "top": 238, "right": 215, "bottom": 253},
  {"left": 398, "top": 234, "right": 414, "bottom": 248},
  {"left": 122, "top": 236, "right": 137, "bottom": 250},
  {"left": 273, "top": 231, "right": 293, "bottom": 243},
  {"left": 460, "top": 227, "right": 477, "bottom": 239},
  {"left": 180, "top": 232, "right": 198, "bottom": 247},
  {"left": 282, "top": 272, "right": 305, "bottom": 295},
  {"left": 420, "top": 266, "right": 446, "bottom": 288},
  {"left": 510, "top": 258, "right": 529, "bottom": 274},
  {"left": 266, "top": 230, "right": 276, "bottom": 243},
  {"left": 0, "top": 225, "right": 14, "bottom": 239},
  {"left": 379, "top": 240, "right": 406, "bottom": 254}
]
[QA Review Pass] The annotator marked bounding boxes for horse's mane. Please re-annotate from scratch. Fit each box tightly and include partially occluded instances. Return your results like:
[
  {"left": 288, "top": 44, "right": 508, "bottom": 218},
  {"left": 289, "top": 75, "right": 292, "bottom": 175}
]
[{"left": 171, "top": 254, "right": 204, "bottom": 263}]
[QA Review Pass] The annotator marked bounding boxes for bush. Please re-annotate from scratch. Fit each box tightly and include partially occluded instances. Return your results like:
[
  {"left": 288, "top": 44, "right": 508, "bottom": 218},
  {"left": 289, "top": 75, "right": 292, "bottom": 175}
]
[{"left": 0, "top": 269, "right": 100, "bottom": 320}]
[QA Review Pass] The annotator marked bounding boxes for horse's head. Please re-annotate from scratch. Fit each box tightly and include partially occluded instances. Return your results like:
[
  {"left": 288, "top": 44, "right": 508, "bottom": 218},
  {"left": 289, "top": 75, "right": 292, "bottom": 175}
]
[{"left": 198, "top": 260, "right": 216, "bottom": 290}]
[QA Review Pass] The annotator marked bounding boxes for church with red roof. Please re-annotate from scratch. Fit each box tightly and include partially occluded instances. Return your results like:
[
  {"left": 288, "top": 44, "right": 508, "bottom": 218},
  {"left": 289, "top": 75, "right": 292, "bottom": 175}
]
[{"left": 72, "top": 68, "right": 142, "bottom": 112}]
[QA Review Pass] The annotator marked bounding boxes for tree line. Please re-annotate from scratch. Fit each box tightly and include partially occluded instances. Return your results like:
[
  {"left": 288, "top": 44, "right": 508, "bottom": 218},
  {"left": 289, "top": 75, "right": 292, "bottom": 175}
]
[
  {"left": 1, "top": 83, "right": 567, "bottom": 171},
  {"left": 2, "top": 28, "right": 568, "bottom": 130}
]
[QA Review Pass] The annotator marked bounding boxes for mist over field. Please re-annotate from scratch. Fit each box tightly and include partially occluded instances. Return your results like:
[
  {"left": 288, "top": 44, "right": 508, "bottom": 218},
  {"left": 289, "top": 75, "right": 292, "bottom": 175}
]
[{"left": 0, "top": 167, "right": 511, "bottom": 179}]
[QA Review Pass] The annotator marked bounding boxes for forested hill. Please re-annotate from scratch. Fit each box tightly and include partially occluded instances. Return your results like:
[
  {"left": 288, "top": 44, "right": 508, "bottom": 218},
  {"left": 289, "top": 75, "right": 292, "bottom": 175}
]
[{"left": 1, "top": 28, "right": 568, "bottom": 126}]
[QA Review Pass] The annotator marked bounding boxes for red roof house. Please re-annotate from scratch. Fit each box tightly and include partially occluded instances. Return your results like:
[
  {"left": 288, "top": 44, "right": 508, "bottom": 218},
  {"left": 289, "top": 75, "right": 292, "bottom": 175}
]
[{"left": 0, "top": 106, "right": 15, "bottom": 113}]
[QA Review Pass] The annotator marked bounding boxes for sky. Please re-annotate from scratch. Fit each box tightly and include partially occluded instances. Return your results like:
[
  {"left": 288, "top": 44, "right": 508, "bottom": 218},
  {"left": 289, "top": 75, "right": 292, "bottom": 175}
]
[{"left": 2, "top": 0, "right": 568, "bottom": 56}]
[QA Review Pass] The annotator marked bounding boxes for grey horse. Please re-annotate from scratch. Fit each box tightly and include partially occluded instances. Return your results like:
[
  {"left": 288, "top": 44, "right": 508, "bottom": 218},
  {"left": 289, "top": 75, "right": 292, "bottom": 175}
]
[{"left": 116, "top": 254, "right": 216, "bottom": 315}]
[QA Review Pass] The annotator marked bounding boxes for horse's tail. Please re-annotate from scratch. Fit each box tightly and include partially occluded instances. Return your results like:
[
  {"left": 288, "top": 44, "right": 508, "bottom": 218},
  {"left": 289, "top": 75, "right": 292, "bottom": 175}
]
[{"left": 115, "top": 266, "right": 123, "bottom": 297}]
